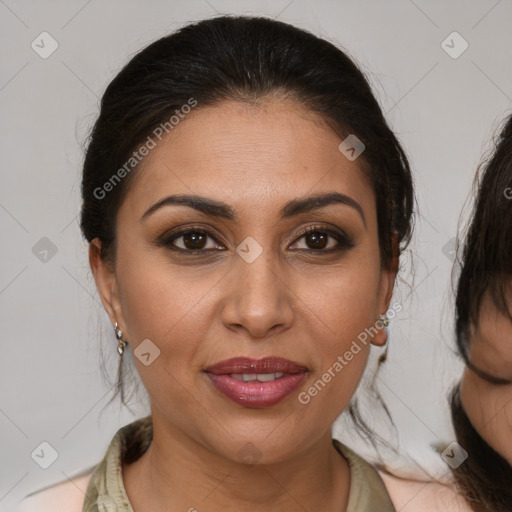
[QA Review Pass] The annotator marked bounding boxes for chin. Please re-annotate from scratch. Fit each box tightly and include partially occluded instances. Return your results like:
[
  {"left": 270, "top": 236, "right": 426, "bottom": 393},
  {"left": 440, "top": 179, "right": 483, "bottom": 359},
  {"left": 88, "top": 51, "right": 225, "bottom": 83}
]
[{"left": 203, "top": 419, "right": 310, "bottom": 466}]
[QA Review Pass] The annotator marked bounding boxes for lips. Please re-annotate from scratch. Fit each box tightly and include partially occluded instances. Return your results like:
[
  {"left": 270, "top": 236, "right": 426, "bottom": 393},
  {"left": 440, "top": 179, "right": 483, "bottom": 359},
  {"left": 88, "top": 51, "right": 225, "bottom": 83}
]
[{"left": 204, "top": 357, "right": 308, "bottom": 408}]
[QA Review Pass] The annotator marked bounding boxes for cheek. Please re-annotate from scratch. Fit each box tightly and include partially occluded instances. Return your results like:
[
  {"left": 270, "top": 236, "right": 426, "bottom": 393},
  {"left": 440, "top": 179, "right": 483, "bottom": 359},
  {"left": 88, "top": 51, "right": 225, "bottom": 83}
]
[
  {"left": 114, "top": 252, "right": 213, "bottom": 418},
  {"left": 304, "top": 248, "right": 382, "bottom": 344},
  {"left": 113, "top": 244, "right": 210, "bottom": 371},
  {"left": 293, "top": 253, "right": 382, "bottom": 414},
  {"left": 296, "top": 277, "right": 373, "bottom": 425}
]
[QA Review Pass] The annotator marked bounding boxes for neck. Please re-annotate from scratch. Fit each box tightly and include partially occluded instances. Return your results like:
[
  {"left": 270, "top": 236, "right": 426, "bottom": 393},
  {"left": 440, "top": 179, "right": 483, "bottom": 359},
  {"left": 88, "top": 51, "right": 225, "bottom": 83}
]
[{"left": 123, "top": 415, "right": 351, "bottom": 512}]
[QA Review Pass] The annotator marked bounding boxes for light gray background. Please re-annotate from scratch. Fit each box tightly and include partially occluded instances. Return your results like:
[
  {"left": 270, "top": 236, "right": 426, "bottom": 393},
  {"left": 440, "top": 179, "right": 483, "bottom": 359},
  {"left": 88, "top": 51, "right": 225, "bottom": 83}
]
[{"left": 1, "top": 0, "right": 511, "bottom": 509}]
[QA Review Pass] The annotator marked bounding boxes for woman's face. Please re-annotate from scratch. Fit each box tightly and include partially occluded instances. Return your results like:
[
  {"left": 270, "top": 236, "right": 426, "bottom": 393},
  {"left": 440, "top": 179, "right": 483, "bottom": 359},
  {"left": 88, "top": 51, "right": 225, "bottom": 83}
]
[
  {"left": 91, "top": 98, "right": 396, "bottom": 464},
  {"left": 461, "top": 287, "right": 512, "bottom": 464}
]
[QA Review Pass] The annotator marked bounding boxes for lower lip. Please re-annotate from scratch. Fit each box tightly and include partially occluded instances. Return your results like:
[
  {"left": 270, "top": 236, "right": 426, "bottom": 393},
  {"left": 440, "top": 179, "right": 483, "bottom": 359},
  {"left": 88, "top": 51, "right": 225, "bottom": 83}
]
[{"left": 205, "top": 372, "right": 307, "bottom": 408}]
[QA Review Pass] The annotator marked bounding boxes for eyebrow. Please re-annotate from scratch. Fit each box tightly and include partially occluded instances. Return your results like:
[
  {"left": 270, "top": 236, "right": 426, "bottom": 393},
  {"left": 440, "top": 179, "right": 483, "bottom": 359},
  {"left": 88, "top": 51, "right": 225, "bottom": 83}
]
[{"left": 141, "top": 192, "right": 366, "bottom": 227}]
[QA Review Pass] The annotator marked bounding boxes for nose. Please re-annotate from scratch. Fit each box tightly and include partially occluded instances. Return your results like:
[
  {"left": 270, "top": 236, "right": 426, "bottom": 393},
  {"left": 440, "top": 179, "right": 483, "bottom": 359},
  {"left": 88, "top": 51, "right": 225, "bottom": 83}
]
[{"left": 220, "top": 248, "right": 294, "bottom": 340}]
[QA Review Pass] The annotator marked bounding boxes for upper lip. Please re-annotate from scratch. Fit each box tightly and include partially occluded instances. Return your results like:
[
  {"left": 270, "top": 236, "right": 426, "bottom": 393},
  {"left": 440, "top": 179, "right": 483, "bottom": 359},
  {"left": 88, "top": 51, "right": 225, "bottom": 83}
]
[{"left": 204, "top": 357, "right": 309, "bottom": 375}]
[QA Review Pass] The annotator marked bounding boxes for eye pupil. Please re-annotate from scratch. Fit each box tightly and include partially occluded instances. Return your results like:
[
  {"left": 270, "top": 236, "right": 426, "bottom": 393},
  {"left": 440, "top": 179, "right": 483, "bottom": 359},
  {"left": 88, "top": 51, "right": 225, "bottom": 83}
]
[
  {"left": 307, "top": 231, "right": 327, "bottom": 249},
  {"left": 184, "top": 232, "right": 206, "bottom": 250}
]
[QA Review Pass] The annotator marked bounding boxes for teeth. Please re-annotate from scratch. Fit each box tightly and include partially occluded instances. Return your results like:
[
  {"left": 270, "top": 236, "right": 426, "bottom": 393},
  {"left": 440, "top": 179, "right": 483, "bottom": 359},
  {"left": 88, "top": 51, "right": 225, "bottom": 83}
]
[
  {"left": 256, "top": 372, "right": 284, "bottom": 382},
  {"left": 230, "top": 372, "right": 285, "bottom": 382}
]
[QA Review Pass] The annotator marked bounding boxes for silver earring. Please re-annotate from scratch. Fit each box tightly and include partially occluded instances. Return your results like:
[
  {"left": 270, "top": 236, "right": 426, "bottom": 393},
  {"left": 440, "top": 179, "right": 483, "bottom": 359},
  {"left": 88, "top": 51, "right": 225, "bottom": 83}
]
[
  {"left": 114, "top": 322, "right": 128, "bottom": 356},
  {"left": 380, "top": 314, "right": 390, "bottom": 327}
]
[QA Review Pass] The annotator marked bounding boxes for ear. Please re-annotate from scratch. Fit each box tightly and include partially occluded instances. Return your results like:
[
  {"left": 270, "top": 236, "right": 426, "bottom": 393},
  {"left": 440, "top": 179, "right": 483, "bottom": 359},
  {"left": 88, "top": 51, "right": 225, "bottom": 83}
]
[
  {"left": 89, "top": 238, "right": 126, "bottom": 332},
  {"left": 371, "top": 232, "right": 399, "bottom": 347}
]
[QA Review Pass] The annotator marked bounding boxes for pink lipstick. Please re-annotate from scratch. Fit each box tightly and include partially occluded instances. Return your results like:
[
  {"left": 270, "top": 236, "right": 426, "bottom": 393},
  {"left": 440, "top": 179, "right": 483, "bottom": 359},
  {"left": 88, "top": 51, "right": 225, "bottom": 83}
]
[{"left": 204, "top": 357, "right": 308, "bottom": 408}]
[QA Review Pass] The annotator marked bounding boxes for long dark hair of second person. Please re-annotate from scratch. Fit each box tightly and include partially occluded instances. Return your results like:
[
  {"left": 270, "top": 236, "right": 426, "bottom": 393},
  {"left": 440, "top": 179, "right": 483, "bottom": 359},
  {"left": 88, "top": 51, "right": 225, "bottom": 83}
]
[{"left": 450, "top": 113, "right": 512, "bottom": 511}]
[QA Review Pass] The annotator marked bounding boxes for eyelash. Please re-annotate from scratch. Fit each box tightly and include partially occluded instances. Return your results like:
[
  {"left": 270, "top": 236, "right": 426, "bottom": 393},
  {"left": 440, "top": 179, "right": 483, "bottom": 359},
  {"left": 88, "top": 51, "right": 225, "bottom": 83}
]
[{"left": 157, "top": 225, "right": 355, "bottom": 255}]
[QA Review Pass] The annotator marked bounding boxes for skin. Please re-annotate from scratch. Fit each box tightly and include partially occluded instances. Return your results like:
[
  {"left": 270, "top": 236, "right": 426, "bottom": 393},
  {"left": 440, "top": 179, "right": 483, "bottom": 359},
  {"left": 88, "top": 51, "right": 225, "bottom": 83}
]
[
  {"left": 460, "top": 288, "right": 512, "bottom": 466},
  {"left": 89, "top": 97, "right": 397, "bottom": 512}
]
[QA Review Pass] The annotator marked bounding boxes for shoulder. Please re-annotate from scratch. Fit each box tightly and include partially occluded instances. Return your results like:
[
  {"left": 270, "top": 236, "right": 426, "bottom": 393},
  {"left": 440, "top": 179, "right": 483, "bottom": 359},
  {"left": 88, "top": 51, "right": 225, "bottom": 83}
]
[
  {"left": 378, "top": 470, "right": 471, "bottom": 512},
  {"left": 16, "top": 470, "right": 94, "bottom": 512}
]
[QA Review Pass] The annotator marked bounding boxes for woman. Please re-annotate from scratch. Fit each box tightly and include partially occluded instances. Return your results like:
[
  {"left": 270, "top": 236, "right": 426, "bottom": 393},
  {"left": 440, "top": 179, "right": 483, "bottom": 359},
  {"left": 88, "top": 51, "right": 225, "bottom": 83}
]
[
  {"left": 449, "top": 113, "right": 512, "bottom": 511},
  {"left": 17, "top": 15, "right": 468, "bottom": 511}
]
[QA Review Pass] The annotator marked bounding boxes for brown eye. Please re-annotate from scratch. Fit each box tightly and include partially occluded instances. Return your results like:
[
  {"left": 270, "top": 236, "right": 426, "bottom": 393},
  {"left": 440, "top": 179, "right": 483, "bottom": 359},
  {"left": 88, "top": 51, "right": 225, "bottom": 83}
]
[
  {"left": 181, "top": 231, "right": 207, "bottom": 250},
  {"left": 290, "top": 226, "right": 355, "bottom": 253},
  {"left": 305, "top": 230, "right": 328, "bottom": 250},
  {"left": 159, "top": 228, "right": 224, "bottom": 253}
]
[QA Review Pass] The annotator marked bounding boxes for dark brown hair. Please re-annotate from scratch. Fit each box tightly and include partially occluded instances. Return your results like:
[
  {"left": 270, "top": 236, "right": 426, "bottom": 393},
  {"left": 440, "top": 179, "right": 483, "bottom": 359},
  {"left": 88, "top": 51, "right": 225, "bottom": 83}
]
[
  {"left": 450, "top": 386, "right": 512, "bottom": 511},
  {"left": 454, "top": 114, "right": 512, "bottom": 382},
  {"left": 450, "top": 112, "right": 512, "bottom": 511}
]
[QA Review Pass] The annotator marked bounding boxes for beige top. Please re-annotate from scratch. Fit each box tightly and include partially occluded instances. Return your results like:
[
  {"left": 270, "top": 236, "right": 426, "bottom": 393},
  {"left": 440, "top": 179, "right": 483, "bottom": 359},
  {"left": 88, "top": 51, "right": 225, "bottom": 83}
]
[{"left": 82, "top": 415, "right": 396, "bottom": 512}]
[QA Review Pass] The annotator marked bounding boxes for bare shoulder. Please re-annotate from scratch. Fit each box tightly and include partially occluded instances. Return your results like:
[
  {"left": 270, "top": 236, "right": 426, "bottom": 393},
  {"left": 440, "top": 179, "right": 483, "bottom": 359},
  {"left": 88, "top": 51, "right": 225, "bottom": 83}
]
[
  {"left": 16, "top": 470, "right": 94, "bottom": 512},
  {"left": 379, "top": 470, "right": 471, "bottom": 512}
]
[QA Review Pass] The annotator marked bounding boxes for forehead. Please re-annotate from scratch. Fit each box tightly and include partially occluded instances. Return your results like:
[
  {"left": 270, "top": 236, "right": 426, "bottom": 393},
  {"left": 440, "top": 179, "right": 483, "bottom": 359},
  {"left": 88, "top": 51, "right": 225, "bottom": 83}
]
[{"left": 122, "top": 98, "right": 374, "bottom": 220}]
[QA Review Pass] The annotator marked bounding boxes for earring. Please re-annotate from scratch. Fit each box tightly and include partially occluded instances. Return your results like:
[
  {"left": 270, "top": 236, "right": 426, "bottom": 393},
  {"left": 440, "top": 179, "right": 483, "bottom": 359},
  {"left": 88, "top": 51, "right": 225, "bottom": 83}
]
[
  {"left": 114, "top": 322, "right": 129, "bottom": 356},
  {"left": 380, "top": 313, "right": 390, "bottom": 327}
]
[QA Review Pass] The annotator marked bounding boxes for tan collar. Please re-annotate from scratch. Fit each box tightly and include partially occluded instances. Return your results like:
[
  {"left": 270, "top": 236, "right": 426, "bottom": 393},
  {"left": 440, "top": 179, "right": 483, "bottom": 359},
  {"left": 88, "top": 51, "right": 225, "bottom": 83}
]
[{"left": 83, "top": 416, "right": 395, "bottom": 512}]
